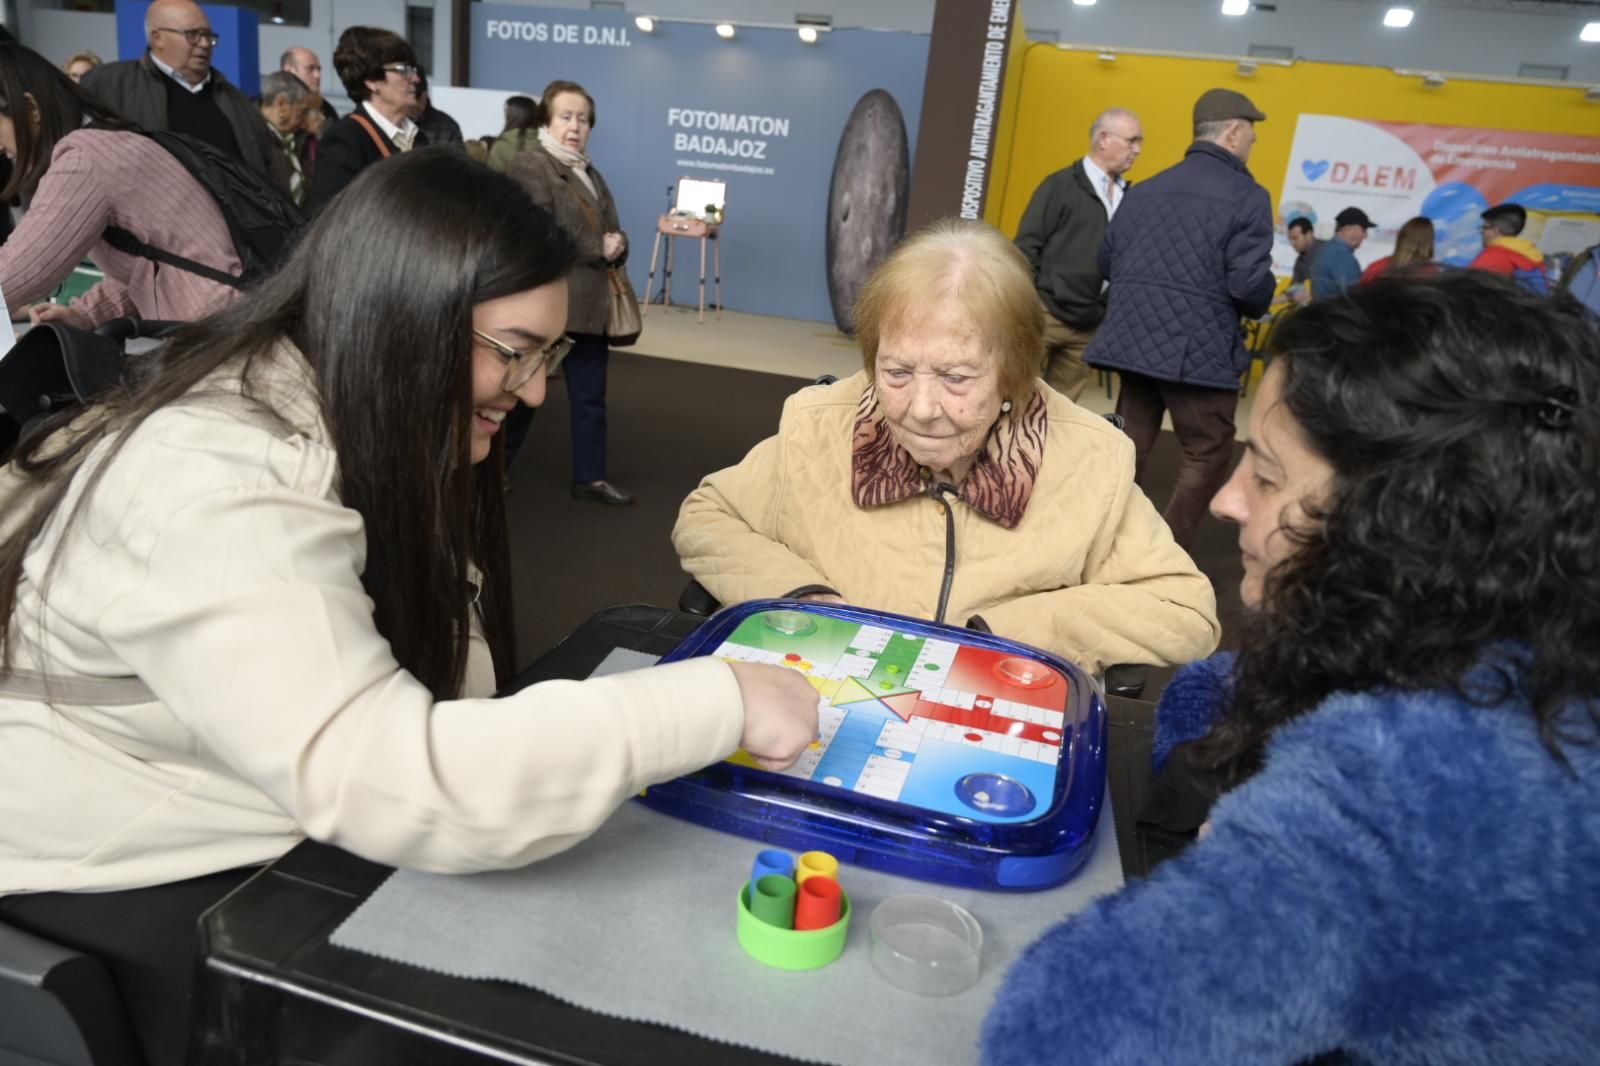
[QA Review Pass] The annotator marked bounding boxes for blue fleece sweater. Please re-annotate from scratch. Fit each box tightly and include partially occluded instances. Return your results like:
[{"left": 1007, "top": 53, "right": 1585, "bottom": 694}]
[{"left": 981, "top": 657, "right": 1600, "bottom": 1065}]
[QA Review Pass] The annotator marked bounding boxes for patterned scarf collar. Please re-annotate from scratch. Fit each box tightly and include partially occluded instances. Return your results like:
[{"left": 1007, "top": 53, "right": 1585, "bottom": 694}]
[{"left": 850, "top": 384, "right": 1048, "bottom": 530}]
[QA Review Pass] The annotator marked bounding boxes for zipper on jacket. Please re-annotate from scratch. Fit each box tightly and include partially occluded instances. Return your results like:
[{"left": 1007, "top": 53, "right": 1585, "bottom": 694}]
[{"left": 926, "top": 481, "right": 958, "bottom": 624}]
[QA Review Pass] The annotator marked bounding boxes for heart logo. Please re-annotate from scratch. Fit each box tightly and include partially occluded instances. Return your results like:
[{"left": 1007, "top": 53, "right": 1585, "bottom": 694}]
[{"left": 1302, "top": 159, "right": 1330, "bottom": 181}]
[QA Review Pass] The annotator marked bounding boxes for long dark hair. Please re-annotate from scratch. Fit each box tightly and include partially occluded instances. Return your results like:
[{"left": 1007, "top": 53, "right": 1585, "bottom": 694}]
[
  {"left": 1191, "top": 271, "right": 1600, "bottom": 787},
  {"left": 502, "top": 94, "right": 539, "bottom": 134},
  {"left": 0, "top": 41, "right": 128, "bottom": 200},
  {"left": 0, "top": 150, "right": 579, "bottom": 699}
]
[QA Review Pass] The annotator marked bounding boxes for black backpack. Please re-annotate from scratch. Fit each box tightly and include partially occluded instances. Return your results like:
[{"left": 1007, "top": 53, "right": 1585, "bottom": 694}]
[{"left": 102, "top": 130, "right": 305, "bottom": 290}]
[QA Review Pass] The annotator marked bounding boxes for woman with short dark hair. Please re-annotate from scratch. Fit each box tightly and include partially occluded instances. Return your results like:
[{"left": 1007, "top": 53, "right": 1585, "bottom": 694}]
[
  {"left": 0, "top": 151, "right": 818, "bottom": 1066},
  {"left": 983, "top": 271, "right": 1600, "bottom": 1065},
  {"left": 307, "top": 26, "right": 423, "bottom": 209},
  {"left": 0, "top": 42, "right": 242, "bottom": 328}
]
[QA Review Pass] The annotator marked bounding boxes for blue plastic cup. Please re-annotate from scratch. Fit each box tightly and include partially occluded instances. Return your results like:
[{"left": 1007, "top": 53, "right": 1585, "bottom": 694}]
[{"left": 750, "top": 849, "right": 795, "bottom": 901}]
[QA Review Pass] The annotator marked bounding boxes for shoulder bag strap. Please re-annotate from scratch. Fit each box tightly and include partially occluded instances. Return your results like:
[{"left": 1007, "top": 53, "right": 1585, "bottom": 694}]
[
  {"left": 0, "top": 667, "right": 156, "bottom": 706},
  {"left": 102, "top": 225, "right": 246, "bottom": 290},
  {"left": 350, "top": 113, "right": 393, "bottom": 159}
]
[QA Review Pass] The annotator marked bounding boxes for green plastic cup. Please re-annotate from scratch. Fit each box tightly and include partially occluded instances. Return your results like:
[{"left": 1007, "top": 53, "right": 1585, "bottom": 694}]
[{"left": 737, "top": 883, "right": 852, "bottom": 970}]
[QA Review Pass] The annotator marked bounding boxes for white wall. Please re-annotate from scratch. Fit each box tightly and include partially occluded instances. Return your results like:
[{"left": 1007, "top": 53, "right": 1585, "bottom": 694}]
[{"left": 14, "top": 0, "right": 1600, "bottom": 89}]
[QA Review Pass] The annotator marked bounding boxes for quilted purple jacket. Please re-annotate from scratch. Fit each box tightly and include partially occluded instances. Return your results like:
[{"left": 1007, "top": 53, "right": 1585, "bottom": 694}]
[{"left": 1084, "top": 140, "right": 1276, "bottom": 390}]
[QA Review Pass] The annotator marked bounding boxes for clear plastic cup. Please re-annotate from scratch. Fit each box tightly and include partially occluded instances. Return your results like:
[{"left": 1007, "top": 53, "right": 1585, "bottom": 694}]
[{"left": 868, "top": 895, "right": 983, "bottom": 996}]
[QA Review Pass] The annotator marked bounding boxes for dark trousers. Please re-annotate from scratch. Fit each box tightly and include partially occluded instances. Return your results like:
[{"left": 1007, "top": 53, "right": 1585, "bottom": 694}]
[
  {"left": 503, "top": 332, "right": 610, "bottom": 483},
  {"left": 0, "top": 865, "right": 257, "bottom": 1066},
  {"left": 1115, "top": 371, "right": 1239, "bottom": 548}
]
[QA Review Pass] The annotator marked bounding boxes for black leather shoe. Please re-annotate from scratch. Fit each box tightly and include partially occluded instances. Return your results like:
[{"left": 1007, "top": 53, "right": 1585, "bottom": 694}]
[{"left": 571, "top": 480, "right": 634, "bottom": 506}]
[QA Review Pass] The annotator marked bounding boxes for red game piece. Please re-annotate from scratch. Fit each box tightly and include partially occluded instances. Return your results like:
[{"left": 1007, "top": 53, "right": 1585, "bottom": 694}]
[{"left": 793, "top": 875, "right": 843, "bottom": 931}]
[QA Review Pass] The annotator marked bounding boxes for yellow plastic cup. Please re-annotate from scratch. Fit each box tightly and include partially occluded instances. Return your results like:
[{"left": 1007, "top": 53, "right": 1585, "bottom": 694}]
[{"left": 795, "top": 850, "right": 839, "bottom": 885}]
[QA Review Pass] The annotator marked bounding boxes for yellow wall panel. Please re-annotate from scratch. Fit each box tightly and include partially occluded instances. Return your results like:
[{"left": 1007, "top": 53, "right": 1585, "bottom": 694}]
[{"left": 995, "top": 44, "right": 1600, "bottom": 237}]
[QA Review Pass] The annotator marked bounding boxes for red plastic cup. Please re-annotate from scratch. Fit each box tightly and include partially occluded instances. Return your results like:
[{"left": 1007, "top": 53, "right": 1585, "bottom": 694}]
[{"left": 793, "top": 874, "right": 843, "bottom": 931}]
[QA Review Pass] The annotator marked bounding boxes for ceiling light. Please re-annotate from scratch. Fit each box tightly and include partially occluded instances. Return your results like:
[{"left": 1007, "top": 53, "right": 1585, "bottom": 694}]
[
  {"left": 1237, "top": 59, "right": 1258, "bottom": 76},
  {"left": 1384, "top": 7, "right": 1414, "bottom": 29},
  {"left": 1422, "top": 72, "right": 1447, "bottom": 88},
  {"left": 1582, "top": 21, "right": 1600, "bottom": 42},
  {"left": 715, "top": 21, "right": 735, "bottom": 39},
  {"left": 1221, "top": 0, "right": 1250, "bottom": 15},
  {"left": 1073, "top": 0, "right": 1098, "bottom": 6},
  {"left": 1096, "top": 50, "right": 1116, "bottom": 62},
  {"left": 634, "top": 15, "right": 654, "bottom": 32},
  {"left": 798, "top": 25, "right": 818, "bottom": 43}
]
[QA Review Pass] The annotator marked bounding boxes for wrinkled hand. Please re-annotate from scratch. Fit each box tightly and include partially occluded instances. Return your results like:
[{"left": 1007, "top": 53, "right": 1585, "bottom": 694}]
[
  {"left": 29, "top": 303, "right": 93, "bottom": 331},
  {"left": 728, "top": 661, "right": 820, "bottom": 771},
  {"left": 602, "top": 231, "right": 626, "bottom": 262}
]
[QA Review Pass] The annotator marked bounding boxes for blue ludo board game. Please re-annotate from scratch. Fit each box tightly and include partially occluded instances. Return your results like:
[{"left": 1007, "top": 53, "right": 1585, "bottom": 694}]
[{"left": 639, "top": 601, "right": 1108, "bottom": 891}]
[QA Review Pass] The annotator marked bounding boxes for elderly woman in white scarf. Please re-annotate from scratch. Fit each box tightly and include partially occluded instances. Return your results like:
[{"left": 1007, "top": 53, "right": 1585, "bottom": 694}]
[{"left": 504, "top": 79, "right": 633, "bottom": 505}]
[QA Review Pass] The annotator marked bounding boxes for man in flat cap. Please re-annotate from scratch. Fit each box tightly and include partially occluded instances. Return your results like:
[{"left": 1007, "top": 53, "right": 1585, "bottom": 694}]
[{"left": 1084, "top": 87, "right": 1275, "bottom": 548}]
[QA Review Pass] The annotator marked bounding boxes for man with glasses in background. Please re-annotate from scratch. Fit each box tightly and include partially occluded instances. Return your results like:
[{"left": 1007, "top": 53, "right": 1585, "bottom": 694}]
[
  {"left": 82, "top": 0, "right": 286, "bottom": 192},
  {"left": 1014, "top": 108, "right": 1143, "bottom": 402}
]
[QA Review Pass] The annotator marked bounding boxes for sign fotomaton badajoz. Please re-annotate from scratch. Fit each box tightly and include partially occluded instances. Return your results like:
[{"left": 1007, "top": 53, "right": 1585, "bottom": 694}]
[{"left": 473, "top": 5, "right": 929, "bottom": 327}]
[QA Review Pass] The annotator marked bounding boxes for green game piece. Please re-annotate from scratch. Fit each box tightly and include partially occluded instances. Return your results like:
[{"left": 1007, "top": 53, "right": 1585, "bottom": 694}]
[
  {"left": 879, "top": 681, "right": 893, "bottom": 690},
  {"left": 925, "top": 663, "right": 941, "bottom": 672},
  {"left": 886, "top": 665, "right": 901, "bottom": 674},
  {"left": 738, "top": 884, "right": 852, "bottom": 970},
  {"left": 750, "top": 874, "right": 798, "bottom": 930}
]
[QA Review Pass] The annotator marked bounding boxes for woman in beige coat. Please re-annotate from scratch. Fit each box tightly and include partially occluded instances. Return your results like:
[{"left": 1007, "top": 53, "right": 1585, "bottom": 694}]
[
  {"left": 673, "top": 219, "right": 1220, "bottom": 675},
  {"left": 505, "top": 79, "right": 633, "bottom": 504},
  {"left": 0, "top": 152, "right": 815, "bottom": 1066}
]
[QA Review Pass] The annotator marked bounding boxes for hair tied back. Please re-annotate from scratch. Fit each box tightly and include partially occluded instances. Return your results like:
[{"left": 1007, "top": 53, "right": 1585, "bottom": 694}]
[{"left": 1531, "top": 386, "right": 1578, "bottom": 432}]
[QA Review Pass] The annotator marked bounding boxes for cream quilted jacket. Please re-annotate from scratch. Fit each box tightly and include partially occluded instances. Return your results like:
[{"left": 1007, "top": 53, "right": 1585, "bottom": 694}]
[{"left": 674, "top": 373, "right": 1220, "bottom": 673}]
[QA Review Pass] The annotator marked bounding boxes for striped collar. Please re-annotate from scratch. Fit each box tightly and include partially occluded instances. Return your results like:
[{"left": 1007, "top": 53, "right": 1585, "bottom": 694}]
[{"left": 849, "top": 384, "right": 1047, "bottom": 530}]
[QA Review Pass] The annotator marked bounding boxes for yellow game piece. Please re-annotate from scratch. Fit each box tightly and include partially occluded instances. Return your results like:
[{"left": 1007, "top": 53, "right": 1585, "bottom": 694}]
[{"left": 796, "top": 850, "right": 840, "bottom": 884}]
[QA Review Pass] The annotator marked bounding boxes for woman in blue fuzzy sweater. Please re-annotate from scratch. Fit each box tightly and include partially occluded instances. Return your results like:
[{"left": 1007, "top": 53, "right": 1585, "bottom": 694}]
[{"left": 982, "top": 270, "right": 1600, "bottom": 1065}]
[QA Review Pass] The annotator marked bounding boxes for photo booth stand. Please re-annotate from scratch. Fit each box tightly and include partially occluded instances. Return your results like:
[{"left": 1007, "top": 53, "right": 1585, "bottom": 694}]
[{"left": 644, "top": 179, "right": 726, "bottom": 324}]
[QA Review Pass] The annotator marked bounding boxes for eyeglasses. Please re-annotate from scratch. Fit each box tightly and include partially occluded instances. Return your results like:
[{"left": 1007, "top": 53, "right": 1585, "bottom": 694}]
[
  {"left": 474, "top": 329, "right": 574, "bottom": 392},
  {"left": 380, "top": 63, "right": 420, "bottom": 78},
  {"left": 154, "top": 26, "right": 220, "bottom": 47}
]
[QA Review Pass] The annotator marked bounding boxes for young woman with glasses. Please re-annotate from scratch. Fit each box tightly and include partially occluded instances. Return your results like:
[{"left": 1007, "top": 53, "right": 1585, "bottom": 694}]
[
  {"left": 0, "top": 151, "right": 820, "bottom": 1066},
  {"left": 308, "top": 26, "right": 425, "bottom": 209},
  {"left": 0, "top": 42, "right": 243, "bottom": 329}
]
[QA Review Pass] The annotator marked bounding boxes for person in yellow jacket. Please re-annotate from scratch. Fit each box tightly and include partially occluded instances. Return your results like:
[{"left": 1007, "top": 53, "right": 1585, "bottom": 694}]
[{"left": 673, "top": 218, "right": 1220, "bottom": 674}]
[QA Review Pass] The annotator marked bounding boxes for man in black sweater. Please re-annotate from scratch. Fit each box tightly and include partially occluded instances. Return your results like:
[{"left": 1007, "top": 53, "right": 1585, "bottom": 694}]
[
  {"left": 82, "top": 0, "right": 287, "bottom": 194},
  {"left": 1013, "top": 107, "right": 1143, "bottom": 401}
]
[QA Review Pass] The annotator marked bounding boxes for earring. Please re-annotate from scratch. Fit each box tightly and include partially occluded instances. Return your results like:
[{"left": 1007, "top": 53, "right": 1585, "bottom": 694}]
[{"left": 1000, "top": 400, "right": 1013, "bottom": 413}]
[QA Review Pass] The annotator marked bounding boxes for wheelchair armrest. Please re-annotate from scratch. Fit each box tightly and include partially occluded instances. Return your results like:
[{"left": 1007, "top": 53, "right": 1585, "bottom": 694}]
[
  {"left": 0, "top": 920, "right": 144, "bottom": 1066},
  {"left": 1102, "top": 663, "right": 1147, "bottom": 699},
  {"left": 678, "top": 579, "right": 721, "bottom": 617}
]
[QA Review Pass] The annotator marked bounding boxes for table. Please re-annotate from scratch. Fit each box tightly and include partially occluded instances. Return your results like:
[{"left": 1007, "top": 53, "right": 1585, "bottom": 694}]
[
  {"left": 188, "top": 605, "right": 1189, "bottom": 1066},
  {"left": 643, "top": 215, "right": 722, "bottom": 324}
]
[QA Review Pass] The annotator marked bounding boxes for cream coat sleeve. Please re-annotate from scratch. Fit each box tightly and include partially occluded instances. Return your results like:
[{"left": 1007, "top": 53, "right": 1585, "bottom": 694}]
[
  {"left": 673, "top": 432, "right": 837, "bottom": 604},
  {"left": 975, "top": 452, "right": 1221, "bottom": 674},
  {"left": 83, "top": 411, "right": 745, "bottom": 874}
]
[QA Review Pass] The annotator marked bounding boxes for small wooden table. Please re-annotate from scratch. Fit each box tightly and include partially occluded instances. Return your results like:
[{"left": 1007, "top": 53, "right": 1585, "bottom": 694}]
[{"left": 644, "top": 214, "right": 722, "bottom": 324}]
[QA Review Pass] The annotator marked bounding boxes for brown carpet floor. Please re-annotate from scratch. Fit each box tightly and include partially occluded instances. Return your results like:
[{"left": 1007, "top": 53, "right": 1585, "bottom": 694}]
[{"left": 504, "top": 352, "right": 1246, "bottom": 693}]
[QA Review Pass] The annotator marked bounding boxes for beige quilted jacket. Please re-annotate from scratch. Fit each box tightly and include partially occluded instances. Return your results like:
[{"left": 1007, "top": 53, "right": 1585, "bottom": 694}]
[{"left": 674, "top": 372, "right": 1221, "bottom": 673}]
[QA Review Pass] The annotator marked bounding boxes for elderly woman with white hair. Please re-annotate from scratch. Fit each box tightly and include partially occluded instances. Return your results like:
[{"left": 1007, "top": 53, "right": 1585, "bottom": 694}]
[{"left": 673, "top": 219, "right": 1219, "bottom": 674}]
